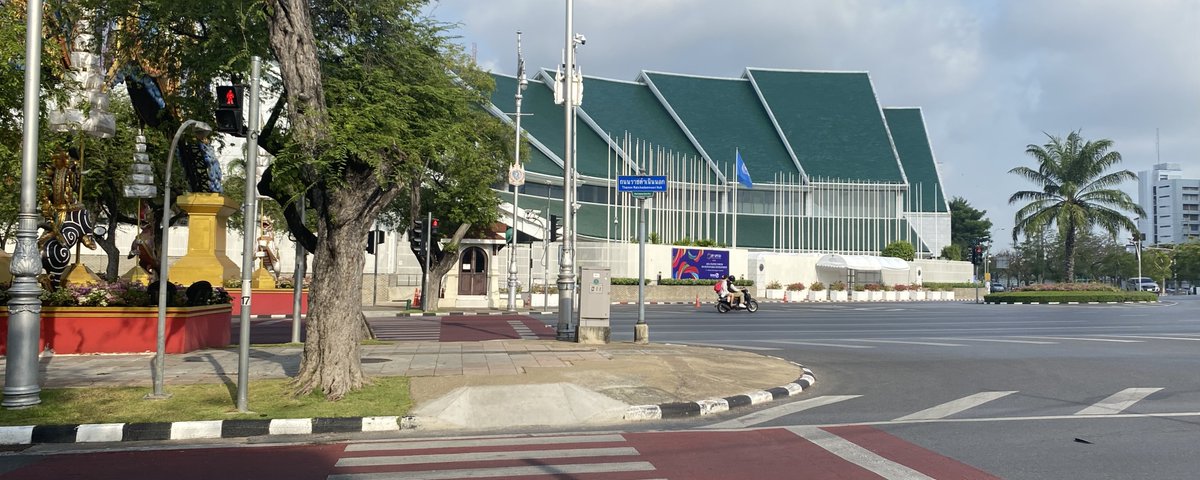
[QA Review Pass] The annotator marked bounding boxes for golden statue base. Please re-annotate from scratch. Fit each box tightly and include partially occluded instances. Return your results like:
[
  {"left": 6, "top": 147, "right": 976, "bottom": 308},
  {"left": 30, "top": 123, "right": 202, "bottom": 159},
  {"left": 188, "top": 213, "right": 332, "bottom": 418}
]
[
  {"left": 169, "top": 193, "right": 240, "bottom": 286},
  {"left": 61, "top": 261, "right": 102, "bottom": 287},
  {"left": 120, "top": 265, "right": 152, "bottom": 285},
  {"left": 250, "top": 266, "right": 276, "bottom": 289}
]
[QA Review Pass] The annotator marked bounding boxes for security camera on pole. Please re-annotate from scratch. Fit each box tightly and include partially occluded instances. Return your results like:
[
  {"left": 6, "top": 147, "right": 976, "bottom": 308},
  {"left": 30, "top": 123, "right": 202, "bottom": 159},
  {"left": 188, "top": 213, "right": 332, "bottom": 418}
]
[{"left": 554, "top": 0, "right": 585, "bottom": 340}]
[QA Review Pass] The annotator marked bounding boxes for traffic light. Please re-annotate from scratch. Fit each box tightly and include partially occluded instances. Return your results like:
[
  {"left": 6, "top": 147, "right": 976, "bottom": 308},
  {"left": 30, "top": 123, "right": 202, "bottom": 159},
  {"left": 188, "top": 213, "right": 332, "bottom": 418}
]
[
  {"left": 430, "top": 218, "right": 440, "bottom": 238},
  {"left": 365, "top": 230, "right": 385, "bottom": 255},
  {"left": 214, "top": 85, "right": 246, "bottom": 136},
  {"left": 409, "top": 220, "right": 425, "bottom": 256},
  {"left": 549, "top": 214, "right": 560, "bottom": 243},
  {"left": 971, "top": 245, "right": 983, "bottom": 265}
]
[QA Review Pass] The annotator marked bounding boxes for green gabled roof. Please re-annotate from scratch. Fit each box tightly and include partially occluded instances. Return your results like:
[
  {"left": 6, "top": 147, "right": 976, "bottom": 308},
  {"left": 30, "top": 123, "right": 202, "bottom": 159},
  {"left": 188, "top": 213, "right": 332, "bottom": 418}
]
[
  {"left": 883, "top": 108, "right": 948, "bottom": 213},
  {"left": 490, "top": 74, "right": 562, "bottom": 177},
  {"left": 578, "top": 76, "right": 714, "bottom": 182},
  {"left": 745, "top": 69, "right": 905, "bottom": 183},
  {"left": 642, "top": 72, "right": 798, "bottom": 184}
]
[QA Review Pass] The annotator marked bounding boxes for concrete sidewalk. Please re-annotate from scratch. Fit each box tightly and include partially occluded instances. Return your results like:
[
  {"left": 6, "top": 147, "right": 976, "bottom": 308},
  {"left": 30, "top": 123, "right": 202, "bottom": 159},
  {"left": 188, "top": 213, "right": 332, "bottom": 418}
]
[{"left": 0, "top": 317, "right": 813, "bottom": 444}]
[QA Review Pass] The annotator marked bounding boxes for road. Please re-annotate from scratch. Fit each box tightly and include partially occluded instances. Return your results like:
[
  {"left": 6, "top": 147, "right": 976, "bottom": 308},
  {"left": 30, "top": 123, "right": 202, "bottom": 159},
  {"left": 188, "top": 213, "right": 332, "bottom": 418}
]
[{"left": 4, "top": 297, "right": 1199, "bottom": 479}]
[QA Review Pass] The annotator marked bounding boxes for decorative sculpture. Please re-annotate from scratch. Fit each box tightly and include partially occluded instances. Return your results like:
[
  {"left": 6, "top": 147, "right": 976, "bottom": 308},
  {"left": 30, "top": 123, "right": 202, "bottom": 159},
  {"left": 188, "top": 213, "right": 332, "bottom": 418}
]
[{"left": 37, "top": 152, "right": 103, "bottom": 288}]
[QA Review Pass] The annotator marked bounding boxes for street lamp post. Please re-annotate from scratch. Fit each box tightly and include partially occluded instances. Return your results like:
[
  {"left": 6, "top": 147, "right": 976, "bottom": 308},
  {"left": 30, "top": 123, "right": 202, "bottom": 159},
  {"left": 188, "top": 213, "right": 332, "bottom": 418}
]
[
  {"left": 149, "top": 119, "right": 212, "bottom": 399},
  {"left": 507, "top": 31, "right": 527, "bottom": 312},
  {"left": 3, "top": 0, "right": 47, "bottom": 409},
  {"left": 557, "top": 0, "right": 583, "bottom": 340}
]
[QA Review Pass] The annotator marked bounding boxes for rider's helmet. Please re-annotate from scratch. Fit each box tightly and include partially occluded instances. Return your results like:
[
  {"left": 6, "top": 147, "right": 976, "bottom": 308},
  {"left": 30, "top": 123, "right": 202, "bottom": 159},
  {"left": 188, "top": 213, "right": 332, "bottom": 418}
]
[{"left": 726, "top": 274, "right": 735, "bottom": 282}]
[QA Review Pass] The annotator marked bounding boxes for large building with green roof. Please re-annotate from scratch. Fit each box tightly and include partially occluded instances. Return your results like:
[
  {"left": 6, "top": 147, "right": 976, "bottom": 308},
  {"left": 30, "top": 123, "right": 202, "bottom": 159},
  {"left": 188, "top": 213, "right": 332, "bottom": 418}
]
[{"left": 486, "top": 67, "right": 950, "bottom": 257}]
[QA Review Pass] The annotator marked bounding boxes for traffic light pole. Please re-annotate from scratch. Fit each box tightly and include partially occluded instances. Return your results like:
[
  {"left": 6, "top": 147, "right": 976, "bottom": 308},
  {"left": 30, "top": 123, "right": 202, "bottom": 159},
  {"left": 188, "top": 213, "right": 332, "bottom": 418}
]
[
  {"left": 236, "top": 55, "right": 262, "bottom": 413},
  {"left": 422, "top": 212, "right": 432, "bottom": 312}
]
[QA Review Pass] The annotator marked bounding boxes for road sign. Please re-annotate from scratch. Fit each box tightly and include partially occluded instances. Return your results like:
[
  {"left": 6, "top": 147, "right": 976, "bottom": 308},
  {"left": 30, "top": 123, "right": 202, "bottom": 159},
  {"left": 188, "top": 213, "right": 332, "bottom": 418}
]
[
  {"left": 631, "top": 192, "right": 653, "bottom": 199},
  {"left": 617, "top": 175, "right": 667, "bottom": 193},
  {"left": 508, "top": 165, "right": 526, "bottom": 186}
]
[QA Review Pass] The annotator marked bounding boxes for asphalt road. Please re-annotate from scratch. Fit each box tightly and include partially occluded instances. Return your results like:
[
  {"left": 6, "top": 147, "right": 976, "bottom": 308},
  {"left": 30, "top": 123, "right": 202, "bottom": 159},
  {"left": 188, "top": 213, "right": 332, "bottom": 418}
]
[{"left": 606, "top": 296, "right": 1200, "bottom": 479}]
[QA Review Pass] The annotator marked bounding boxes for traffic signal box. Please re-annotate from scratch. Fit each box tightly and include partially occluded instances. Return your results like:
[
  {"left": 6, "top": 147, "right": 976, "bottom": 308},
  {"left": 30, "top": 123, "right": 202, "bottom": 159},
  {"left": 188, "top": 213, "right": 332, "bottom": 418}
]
[
  {"left": 971, "top": 245, "right": 983, "bottom": 265},
  {"left": 549, "top": 214, "right": 560, "bottom": 242},
  {"left": 215, "top": 85, "right": 247, "bottom": 137},
  {"left": 409, "top": 220, "right": 425, "bottom": 258}
]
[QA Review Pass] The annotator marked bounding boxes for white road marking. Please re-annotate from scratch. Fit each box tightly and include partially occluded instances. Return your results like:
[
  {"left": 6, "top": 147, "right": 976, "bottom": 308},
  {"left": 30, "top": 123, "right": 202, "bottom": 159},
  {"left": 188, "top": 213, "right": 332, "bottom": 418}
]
[
  {"left": 345, "top": 434, "right": 626, "bottom": 452},
  {"left": 842, "top": 339, "right": 966, "bottom": 347},
  {"left": 336, "top": 447, "right": 640, "bottom": 467},
  {"left": 786, "top": 427, "right": 935, "bottom": 480},
  {"left": 894, "top": 391, "right": 1018, "bottom": 421},
  {"left": 926, "top": 337, "right": 1057, "bottom": 345},
  {"left": 1008, "top": 336, "right": 1141, "bottom": 343},
  {"left": 703, "top": 395, "right": 862, "bottom": 429},
  {"left": 1096, "top": 335, "right": 1200, "bottom": 342},
  {"left": 1076, "top": 388, "right": 1163, "bottom": 415},
  {"left": 328, "top": 462, "right": 656, "bottom": 480},
  {"left": 758, "top": 340, "right": 875, "bottom": 349}
]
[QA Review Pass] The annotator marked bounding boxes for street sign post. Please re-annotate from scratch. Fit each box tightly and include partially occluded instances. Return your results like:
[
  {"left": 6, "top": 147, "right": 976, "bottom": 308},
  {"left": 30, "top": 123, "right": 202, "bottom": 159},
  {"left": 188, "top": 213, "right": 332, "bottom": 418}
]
[
  {"left": 617, "top": 175, "right": 667, "bottom": 194},
  {"left": 616, "top": 175, "right": 665, "bottom": 344}
]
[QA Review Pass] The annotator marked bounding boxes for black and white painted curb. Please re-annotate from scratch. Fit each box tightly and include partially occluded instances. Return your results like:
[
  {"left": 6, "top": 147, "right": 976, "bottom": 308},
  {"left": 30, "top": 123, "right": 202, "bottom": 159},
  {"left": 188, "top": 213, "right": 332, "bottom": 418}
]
[
  {"left": 391, "top": 311, "right": 558, "bottom": 317},
  {"left": 0, "top": 416, "right": 419, "bottom": 445},
  {"left": 986, "top": 300, "right": 1159, "bottom": 305},
  {"left": 622, "top": 367, "right": 816, "bottom": 421}
]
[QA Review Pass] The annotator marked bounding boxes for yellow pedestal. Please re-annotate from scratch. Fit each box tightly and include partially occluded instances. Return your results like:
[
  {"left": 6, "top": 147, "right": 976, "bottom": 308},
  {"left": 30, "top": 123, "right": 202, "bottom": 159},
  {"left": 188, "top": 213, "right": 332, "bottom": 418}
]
[
  {"left": 120, "top": 265, "right": 152, "bottom": 285},
  {"left": 61, "top": 262, "right": 102, "bottom": 287},
  {"left": 169, "top": 193, "right": 240, "bottom": 286},
  {"left": 250, "top": 266, "right": 276, "bottom": 289}
]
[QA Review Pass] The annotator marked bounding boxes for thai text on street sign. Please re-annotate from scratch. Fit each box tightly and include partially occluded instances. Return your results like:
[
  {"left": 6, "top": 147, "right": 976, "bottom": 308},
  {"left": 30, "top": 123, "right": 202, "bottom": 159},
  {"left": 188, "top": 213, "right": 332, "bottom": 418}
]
[{"left": 617, "top": 175, "right": 667, "bottom": 193}]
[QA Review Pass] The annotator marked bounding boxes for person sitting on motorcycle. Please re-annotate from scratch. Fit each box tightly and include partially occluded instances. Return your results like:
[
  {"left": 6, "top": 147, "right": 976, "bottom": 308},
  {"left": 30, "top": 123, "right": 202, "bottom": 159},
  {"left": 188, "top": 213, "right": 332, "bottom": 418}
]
[{"left": 724, "top": 275, "right": 743, "bottom": 307}]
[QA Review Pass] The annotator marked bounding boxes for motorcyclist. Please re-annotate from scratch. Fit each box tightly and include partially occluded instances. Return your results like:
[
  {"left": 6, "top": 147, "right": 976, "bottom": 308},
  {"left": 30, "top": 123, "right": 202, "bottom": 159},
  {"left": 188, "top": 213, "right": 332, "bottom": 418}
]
[{"left": 724, "top": 274, "right": 743, "bottom": 307}]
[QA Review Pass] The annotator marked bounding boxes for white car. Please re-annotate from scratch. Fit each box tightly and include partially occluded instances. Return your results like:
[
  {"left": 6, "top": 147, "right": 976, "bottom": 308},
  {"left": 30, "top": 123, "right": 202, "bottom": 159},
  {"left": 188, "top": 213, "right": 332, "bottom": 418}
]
[{"left": 1127, "top": 277, "right": 1160, "bottom": 293}]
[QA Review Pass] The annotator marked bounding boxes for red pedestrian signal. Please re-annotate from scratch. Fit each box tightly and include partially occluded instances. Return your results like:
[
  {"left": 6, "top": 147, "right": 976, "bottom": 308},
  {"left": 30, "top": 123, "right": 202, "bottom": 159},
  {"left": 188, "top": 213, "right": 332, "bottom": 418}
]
[{"left": 215, "top": 85, "right": 246, "bottom": 136}]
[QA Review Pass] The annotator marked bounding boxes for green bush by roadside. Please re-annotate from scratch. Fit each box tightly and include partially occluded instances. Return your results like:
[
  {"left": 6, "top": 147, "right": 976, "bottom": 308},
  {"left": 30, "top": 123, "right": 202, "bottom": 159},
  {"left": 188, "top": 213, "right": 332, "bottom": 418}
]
[{"left": 984, "top": 291, "right": 1158, "bottom": 304}]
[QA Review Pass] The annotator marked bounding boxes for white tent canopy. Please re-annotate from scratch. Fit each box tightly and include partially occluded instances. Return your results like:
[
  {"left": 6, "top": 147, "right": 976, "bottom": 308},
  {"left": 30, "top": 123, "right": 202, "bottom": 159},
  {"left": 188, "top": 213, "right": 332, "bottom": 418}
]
[{"left": 816, "top": 254, "right": 910, "bottom": 272}]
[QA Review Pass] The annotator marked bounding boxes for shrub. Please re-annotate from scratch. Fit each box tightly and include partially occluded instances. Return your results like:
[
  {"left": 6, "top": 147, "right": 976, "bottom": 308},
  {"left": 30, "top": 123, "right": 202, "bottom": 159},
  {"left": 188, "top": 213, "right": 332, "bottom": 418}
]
[
  {"left": 530, "top": 284, "right": 559, "bottom": 294},
  {"left": 9, "top": 279, "right": 228, "bottom": 308},
  {"left": 1014, "top": 282, "right": 1117, "bottom": 292},
  {"left": 672, "top": 237, "right": 693, "bottom": 246},
  {"left": 810, "top": 282, "right": 826, "bottom": 291},
  {"left": 611, "top": 277, "right": 649, "bottom": 285},
  {"left": 830, "top": 281, "right": 847, "bottom": 291},
  {"left": 924, "top": 282, "right": 983, "bottom": 290},
  {"left": 853, "top": 283, "right": 866, "bottom": 292},
  {"left": 766, "top": 280, "right": 783, "bottom": 289},
  {"left": 863, "top": 283, "right": 881, "bottom": 292},
  {"left": 910, "top": 283, "right": 923, "bottom": 291},
  {"left": 984, "top": 291, "right": 1157, "bottom": 304},
  {"left": 786, "top": 282, "right": 806, "bottom": 291},
  {"left": 894, "top": 284, "right": 909, "bottom": 292},
  {"left": 881, "top": 241, "right": 916, "bottom": 261},
  {"left": 882, "top": 284, "right": 895, "bottom": 291}
]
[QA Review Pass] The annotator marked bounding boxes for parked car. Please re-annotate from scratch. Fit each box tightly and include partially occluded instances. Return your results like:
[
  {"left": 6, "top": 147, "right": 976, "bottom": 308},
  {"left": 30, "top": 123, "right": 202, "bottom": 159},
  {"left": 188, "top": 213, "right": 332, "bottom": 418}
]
[
  {"left": 1126, "top": 277, "right": 1160, "bottom": 293},
  {"left": 990, "top": 283, "right": 1005, "bottom": 292}
]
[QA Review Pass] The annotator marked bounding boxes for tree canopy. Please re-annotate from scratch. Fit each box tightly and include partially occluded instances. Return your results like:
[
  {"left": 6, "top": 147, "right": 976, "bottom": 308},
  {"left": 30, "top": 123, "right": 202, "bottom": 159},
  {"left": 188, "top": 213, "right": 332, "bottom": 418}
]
[
  {"left": 948, "top": 196, "right": 992, "bottom": 260},
  {"left": 1009, "top": 131, "right": 1144, "bottom": 281}
]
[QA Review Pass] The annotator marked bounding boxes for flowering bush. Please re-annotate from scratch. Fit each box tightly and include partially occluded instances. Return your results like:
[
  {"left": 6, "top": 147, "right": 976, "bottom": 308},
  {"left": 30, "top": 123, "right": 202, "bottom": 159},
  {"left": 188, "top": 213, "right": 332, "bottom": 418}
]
[
  {"left": 830, "top": 281, "right": 847, "bottom": 291},
  {"left": 0, "top": 279, "right": 230, "bottom": 307},
  {"left": 809, "top": 282, "right": 826, "bottom": 291},
  {"left": 894, "top": 284, "right": 909, "bottom": 292},
  {"left": 786, "top": 282, "right": 806, "bottom": 291},
  {"left": 767, "top": 281, "right": 783, "bottom": 289},
  {"left": 853, "top": 283, "right": 866, "bottom": 292},
  {"left": 863, "top": 283, "right": 881, "bottom": 292},
  {"left": 1014, "top": 283, "right": 1117, "bottom": 292}
]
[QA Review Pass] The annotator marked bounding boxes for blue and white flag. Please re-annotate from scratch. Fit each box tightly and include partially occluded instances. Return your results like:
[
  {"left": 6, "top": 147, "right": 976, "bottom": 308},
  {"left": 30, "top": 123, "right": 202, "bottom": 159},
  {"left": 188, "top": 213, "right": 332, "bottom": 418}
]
[{"left": 735, "top": 150, "right": 753, "bottom": 189}]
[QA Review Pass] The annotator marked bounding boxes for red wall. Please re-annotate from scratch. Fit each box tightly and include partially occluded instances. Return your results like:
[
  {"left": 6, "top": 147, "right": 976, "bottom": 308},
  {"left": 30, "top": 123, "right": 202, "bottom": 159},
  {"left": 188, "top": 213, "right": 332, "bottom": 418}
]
[
  {"left": 0, "top": 305, "right": 232, "bottom": 355},
  {"left": 228, "top": 290, "right": 308, "bottom": 316}
]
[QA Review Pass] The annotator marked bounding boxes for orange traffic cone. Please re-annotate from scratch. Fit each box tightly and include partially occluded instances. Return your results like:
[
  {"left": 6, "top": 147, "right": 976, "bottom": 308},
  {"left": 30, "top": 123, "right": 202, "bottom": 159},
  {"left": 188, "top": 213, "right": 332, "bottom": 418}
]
[
  {"left": 412, "top": 288, "right": 422, "bottom": 308},
  {"left": 784, "top": 291, "right": 789, "bottom": 303},
  {"left": 695, "top": 294, "right": 700, "bottom": 308}
]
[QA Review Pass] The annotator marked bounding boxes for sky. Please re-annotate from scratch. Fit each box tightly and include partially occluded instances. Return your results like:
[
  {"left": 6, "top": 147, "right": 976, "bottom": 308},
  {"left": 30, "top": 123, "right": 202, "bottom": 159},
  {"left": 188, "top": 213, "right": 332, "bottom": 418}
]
[{"left": 425, "top": 0, "right": 1200, "bottom": 248}]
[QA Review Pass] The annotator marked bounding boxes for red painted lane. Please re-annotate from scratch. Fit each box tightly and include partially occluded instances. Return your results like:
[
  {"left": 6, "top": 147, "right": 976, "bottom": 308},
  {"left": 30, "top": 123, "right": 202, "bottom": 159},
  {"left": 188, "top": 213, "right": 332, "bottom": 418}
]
[
  {"left": 2, "top": 444, "right": 345, "bottom": 480},
  {"left": 624, "top": 429, "right": 884, "bottom": 480},
  {"left": 822, "top": 425, "right": 1001, "bottom": 480}
]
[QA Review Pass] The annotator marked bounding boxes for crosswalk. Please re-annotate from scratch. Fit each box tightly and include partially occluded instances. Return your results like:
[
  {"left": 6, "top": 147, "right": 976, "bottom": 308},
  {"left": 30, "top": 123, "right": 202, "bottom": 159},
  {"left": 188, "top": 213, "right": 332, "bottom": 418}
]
[
  {"left": 369, "top": 317, "right": 441, "bottom": 341},
  {"left": 739, "top": 333, "right": 1200, "bottom": 350},
  {"left": 712, "top": 387, "right": 1175, "bottom": 429}
]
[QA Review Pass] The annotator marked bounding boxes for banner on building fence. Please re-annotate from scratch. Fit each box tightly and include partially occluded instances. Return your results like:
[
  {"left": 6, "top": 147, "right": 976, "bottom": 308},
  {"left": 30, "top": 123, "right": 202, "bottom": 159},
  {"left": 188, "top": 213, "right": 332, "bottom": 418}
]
[{"left": 671, "top": 248, "right": 729, "bottom": 280}]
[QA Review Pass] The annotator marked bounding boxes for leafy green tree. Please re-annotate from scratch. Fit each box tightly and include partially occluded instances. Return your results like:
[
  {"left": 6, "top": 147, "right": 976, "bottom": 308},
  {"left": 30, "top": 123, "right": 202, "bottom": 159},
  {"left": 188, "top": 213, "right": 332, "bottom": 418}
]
[
  {"left": 940, "top": 244, "right": 962, "bottom": 261},
  {"left": 881, "top": 241, "right": 916, "bottom": 261},
  {"left": 1009, "top": 131, "right": 1144, "bottom": 282},
  {"left": 949, "top": 197, "right": 992, "bottom": 259},
  {"left": 1175, "top": 242, "right": 1200, "bottom": 284}
]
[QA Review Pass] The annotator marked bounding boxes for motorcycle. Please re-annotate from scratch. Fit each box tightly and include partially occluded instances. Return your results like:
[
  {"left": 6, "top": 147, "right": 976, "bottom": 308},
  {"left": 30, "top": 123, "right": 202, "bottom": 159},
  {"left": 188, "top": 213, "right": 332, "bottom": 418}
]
[{"left": 716, "top": 288, "right": 759, "bottom": 313}]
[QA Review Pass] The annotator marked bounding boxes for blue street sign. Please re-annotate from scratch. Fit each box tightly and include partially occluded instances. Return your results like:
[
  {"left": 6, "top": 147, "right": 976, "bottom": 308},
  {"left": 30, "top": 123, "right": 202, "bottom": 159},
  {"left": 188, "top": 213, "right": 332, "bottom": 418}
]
[{"left": 617, "top": 175, "right": 668, "bottom": 193}]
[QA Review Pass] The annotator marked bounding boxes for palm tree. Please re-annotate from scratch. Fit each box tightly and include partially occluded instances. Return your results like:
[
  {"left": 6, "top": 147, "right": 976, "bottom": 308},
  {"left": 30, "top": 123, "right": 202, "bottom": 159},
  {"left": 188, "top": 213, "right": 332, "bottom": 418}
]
[{"left": 1009, "top": 131, "right": 1145, "bottom": 282}]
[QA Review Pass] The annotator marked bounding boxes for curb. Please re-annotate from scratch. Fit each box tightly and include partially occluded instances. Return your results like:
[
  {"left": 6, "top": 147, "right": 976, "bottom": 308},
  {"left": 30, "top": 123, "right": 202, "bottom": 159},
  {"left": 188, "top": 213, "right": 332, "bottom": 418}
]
[
  {"left": 0, "top": 368, "right": 818, "bottom": 445},
  {"left": 622, "top": 368, "right": 816, "bottom": 421},
  {"left": 983, "top": 300, "right": 1160, "bottom": 305},
  {"left": 0, "top": 416, "right": 419, "bottom": 445},
  {"left": 391, "top": 311, "right": 558, "bottom": 317}
]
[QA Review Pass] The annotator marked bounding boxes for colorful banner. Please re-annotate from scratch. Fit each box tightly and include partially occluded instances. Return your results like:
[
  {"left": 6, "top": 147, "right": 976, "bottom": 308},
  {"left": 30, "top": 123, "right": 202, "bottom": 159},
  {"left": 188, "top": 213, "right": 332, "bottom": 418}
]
[{"left": 671, "top": 248, "right": 729, "bottom": 280}]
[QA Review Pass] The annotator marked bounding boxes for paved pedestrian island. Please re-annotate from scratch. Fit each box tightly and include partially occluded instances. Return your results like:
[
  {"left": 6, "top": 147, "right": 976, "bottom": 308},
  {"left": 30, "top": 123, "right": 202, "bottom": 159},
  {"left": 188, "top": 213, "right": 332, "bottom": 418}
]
[{"left": 231, "top": 315, "right": 557, "bottom": 344}]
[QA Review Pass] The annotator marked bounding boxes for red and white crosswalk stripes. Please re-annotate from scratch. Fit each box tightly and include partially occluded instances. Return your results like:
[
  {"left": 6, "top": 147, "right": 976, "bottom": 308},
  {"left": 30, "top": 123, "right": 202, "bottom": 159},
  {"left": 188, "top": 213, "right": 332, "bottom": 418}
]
[{"left": 328, "top": 427, "right": 998, "bottom": 479}]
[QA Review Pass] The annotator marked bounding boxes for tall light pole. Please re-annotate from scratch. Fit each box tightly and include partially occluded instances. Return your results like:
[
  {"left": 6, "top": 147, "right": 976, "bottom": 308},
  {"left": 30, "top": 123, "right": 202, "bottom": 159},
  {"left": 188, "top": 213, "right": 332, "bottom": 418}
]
[
  {"left": 506, "top": 31, "right": 528, "bottom": 312},
  {"left": 149, "top": 119, "right": 212, "bottom": 399},
  {"left": 3, "top": 0, "right": 47, "bottom": 408},
  {"left": 557, "top": 0, "right": 583, "bottom": 340}
]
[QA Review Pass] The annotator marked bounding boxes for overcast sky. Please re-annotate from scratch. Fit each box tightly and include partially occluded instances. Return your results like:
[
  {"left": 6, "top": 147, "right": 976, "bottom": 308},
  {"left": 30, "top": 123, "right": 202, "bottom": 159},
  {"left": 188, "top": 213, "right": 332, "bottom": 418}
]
[{"left": 426, "top": 0, "right": 1199, "bottom": 248}]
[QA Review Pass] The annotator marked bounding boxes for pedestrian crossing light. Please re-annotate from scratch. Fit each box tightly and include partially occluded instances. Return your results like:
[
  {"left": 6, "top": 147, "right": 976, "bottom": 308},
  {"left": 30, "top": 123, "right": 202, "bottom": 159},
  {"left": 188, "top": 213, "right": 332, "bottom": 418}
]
[
  {"left": 215, "top": 85, "right": 246, "bottom": 137},
  {"left": 409, "top": 220, "right": 426, "bottom": 257},
  {"left": 549, "top": 214, "right": 560, "bottom": 243}
]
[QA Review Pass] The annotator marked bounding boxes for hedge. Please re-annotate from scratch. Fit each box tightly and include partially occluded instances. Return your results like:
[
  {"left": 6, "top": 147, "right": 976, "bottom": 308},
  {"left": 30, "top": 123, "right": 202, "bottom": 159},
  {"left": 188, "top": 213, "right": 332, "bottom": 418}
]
[
  {"left": 984, "top": 291, "right": 1158, "bottom": 304},
  {"left": 611, "top": 277, "right": 650, "bottom": 285},
  {"left": 924, "top": 282, "right": 984, "bottom": 289}
]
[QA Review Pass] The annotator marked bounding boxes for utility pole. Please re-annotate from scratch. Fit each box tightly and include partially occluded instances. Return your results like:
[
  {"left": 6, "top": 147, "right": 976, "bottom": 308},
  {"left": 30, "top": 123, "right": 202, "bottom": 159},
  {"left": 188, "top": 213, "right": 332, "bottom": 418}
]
[{"left": 557, "top": 0, "right": 581, "bottom": 340}]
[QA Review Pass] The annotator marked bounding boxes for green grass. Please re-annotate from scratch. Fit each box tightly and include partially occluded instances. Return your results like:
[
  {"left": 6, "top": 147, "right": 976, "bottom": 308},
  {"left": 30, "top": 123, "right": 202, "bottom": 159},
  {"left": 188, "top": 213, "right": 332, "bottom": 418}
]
[
  {"left": 0, "top": 377, "right": 412, "bottom": 426},
  {"left": 984, "top": 291, "right": 1158, "bottom": 304}
]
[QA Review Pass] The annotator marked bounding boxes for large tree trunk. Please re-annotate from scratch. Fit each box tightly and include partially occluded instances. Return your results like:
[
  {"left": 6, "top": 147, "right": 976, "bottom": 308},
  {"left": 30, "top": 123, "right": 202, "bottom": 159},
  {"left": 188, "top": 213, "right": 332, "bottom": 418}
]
[{"left": 1063, "top": 219, "right": 1078, "bottom": 282}]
